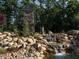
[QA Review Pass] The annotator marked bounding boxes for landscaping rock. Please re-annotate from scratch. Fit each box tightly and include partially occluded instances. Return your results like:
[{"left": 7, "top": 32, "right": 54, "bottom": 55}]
[{"left": 0, "top": 31, "right": 78, "bottom": 59}]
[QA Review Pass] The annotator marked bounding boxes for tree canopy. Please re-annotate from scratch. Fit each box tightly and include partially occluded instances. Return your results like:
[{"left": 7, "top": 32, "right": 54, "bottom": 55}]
[{"left": 0, "top": 0, "right": 79, "bottom": 35}]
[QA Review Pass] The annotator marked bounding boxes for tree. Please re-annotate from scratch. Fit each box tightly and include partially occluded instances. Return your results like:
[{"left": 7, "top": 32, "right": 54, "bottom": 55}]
[{"left": 33, "top": 0, "right": 79, "bottom": 32}]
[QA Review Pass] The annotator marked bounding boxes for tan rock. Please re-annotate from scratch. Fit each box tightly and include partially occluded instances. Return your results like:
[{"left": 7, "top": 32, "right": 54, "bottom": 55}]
[
  {"left": 12, "top": 42, "right": 18, "bottom": 48},
  {"left": 17, "top": 44, "right": 22, "bottom": 48},
  {"left": 33, "top": 38, "right": 36, "bottom": 42},
  {"left": 2, "top": 34, "right": 7, "bottom": 38},
  {"left": 18, "top": 39, "right": 24, "bottom": 44},
  {"left": 37, "top": 57, "right": 43, "bottom": 59},
  {"left": 0, "top": 35, "right": 4, "bottom": 39},
  {"left": 37, "top": 46, "right": 46, "bottom": 52},
  {"left": 37, "top": 43, "right": 41, "bottom": 47},
  {"left": 3, "top": 41, "right": 9, "bottom": 45},
  {"left": 13, "top": 37, "right": 18, "bottom": 42},
  {"left": 38, "top": 36, "right": 43, "bottom": 40},
  {"left": 40, "top": 54, "right": 44, "bottom": 58},
  {"left": 0, "top": 32, "right": 2, "bottom": 35},
  {"left": 22, "top": 42, "right": 27, "bottom": 48},
  {"left": 3, "top": 38, "right": 8, "bottom": 41},
  {"left": 41, "top": 44, "right": 46, "bottom": 47},
  {"left": 40, "top": 52, "right": 44, "bottom": 55},
  {"left": 29, "top": 36, "right": 36, "bottom": 43},
  {"left": 36, "top": 43, "right": 46, "bottom": 52},
  {"left": 34, "top": 33, "right": 43, "bottom": 40},
  {"left": 21, "top": 37, "right": 27, "bottom": 42},
  {"left": 27, "top": 38, "right": 34, "bottom": 45},
  {"left": 6, "top": 36, "right": 12, "bottom": 42},
  {"left": 42, "top": 39, "right": 48, "bottom": 44},
  {"left": 41, "top": 46, "right": 46, "bottom": 51},
  {"left": 4, "top": 32, "right": 12, "bottom": 36},
  {"left": 8, "top": 42, "right": 14, "bottom": 47},
  {"left": 34, "top": 52, "right": 40, "bottom": 57}
]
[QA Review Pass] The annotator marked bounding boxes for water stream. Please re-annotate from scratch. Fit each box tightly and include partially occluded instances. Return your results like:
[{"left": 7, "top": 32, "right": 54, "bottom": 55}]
[{"left": 48, "top": 55, "right": 79, "bottom": 59}]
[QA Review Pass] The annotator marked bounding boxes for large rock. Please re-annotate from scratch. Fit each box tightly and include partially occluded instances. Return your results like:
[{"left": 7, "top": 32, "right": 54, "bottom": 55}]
[{"left": 67, "top": 30, "right": 79, "bottom": 35}]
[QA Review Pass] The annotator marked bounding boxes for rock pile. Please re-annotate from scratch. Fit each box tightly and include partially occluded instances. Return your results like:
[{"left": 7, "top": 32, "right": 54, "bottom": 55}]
[
  {"left": 0, "top": 32, "right": 48, "bottom": 59},
  {"left": 0, "top": 31, "right": 78, "bottom": 59}
]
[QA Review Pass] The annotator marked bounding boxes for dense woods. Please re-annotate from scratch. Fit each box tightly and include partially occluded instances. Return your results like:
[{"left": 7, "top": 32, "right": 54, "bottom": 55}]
[{"left": 0, "top": 0, "right": 79, "bottom": 36}]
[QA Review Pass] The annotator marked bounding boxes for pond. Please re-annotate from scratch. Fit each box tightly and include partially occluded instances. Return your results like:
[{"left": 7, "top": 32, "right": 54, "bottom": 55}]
[{"left": 47, "top": 55, "right": 79, "bottom": 59}]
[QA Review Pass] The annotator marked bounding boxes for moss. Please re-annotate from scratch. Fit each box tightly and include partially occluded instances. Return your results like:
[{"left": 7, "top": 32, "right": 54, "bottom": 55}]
[
  {"left": 0, "top": 47, "right": 18, "bottom": 54},
  {"left": 0, "top": 48, "right": 6, "bottom": 54},
  {"left": 7, "top": 47, "right": 17, "bottom": 52}
]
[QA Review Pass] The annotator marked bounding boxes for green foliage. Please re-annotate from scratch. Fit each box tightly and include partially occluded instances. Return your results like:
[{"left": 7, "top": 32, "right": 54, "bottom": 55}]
[
  {"left": 22, "top": 20, "right": 30, "bottom": 36},
  {"left": 0, "top": 0, "right": 79, "bottom": 34},
  {"left": 34, "top": 0, "right": 79, "bottom": 32}
]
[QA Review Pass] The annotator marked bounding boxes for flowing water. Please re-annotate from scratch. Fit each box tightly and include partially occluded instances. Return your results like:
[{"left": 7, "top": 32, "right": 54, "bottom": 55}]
[
  {"left": 47, "top": 43, "right": 79, "bottom": 59},
  {"left": 48, "top": 55, "right": 79, "bottom": 59}
]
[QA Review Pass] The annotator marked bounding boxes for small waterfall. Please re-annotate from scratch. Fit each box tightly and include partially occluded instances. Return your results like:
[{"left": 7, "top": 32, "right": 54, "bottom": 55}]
[{"left": 54, "top": 45, "right": 66, "bottom": 56}]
